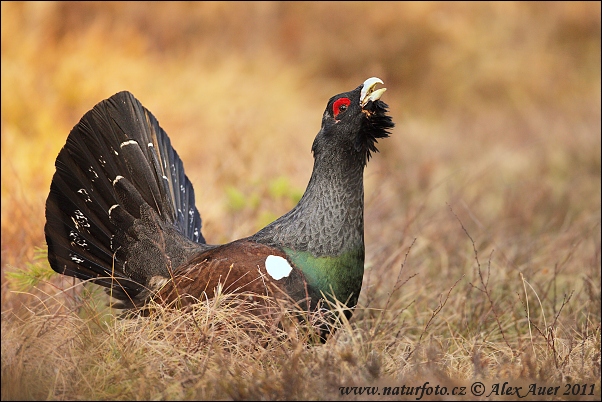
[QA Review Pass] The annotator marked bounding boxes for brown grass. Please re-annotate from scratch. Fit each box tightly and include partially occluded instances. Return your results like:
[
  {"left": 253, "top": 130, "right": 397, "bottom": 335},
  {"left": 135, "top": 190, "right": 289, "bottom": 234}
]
[{"left": 2, "top": 2, "right": 600, "bottom": 400}]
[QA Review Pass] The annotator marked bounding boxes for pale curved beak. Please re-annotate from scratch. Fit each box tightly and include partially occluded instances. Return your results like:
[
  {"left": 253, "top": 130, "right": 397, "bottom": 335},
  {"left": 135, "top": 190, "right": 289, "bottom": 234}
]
[{"left": 360, "top": 77, "right": 387, "bottom": 107}]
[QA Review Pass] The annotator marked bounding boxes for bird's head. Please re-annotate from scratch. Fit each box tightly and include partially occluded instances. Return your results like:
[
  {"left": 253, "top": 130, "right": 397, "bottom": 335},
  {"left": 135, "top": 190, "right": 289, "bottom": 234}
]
[{"left": 313, "top": 77, "right": 394, "bottom": 166}]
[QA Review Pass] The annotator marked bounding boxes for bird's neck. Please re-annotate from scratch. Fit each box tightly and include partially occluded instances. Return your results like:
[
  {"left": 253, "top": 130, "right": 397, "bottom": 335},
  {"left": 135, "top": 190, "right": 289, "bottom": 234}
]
[{"left": 252, "top": 150, "right": 365, "bottom": 257}]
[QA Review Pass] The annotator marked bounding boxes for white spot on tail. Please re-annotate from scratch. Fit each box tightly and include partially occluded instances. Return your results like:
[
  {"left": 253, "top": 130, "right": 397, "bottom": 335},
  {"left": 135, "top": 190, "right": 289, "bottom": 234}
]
[
  {"left": 113, "top": 175, "right": 124, "bottom": 185},
  {"left": 108, "top": 204, "right": 119, "bottom": 217},
  {"left": 88, "top": 166, "right": 98, "bottom": 181},
  {"left": 265, "top": 255, "right": 292, "bottom": 280},
  {"left": 120, "top": 140, "right": 138, "bottom": 148},
  {"left": 69, "top": 230, "right": 88, "bottom": 249},
  {"left": 77, "top": 188, "right": 92, "bottom": 203},
  {"left": 69, "top": 253, "right": 84, "bottom": 264},
  {"left": 71, "top": 210, "right": 90, "bottom": 232}
]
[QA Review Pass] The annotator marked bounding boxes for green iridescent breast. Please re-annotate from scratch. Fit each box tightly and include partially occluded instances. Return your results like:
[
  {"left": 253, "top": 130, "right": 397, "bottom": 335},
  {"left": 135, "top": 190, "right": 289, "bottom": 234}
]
[{"left": 283, "top": 247, "right": 364, "bottom": 308}]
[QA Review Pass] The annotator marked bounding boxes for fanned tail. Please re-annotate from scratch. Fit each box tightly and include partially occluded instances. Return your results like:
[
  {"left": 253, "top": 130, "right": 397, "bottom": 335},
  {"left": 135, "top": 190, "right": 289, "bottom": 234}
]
[{"left": 45, "top": 91, "right": 208, "bottom": 303}]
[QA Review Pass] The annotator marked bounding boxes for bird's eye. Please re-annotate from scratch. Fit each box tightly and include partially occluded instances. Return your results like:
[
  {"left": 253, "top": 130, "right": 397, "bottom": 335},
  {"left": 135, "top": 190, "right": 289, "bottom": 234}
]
[{"left": 333, "top": 98, "right": 351, "bottom": 119}]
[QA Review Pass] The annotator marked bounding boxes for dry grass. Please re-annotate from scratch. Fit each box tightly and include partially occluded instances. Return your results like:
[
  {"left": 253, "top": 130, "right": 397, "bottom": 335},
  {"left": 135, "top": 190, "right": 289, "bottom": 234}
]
[{"left": 2, "top": 2, "right": 600, "bottom": 400}]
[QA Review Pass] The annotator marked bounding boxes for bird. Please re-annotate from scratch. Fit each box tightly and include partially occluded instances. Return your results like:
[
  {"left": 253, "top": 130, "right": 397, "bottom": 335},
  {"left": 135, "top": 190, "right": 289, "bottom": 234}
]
[{"left": 44, "top": 77, "right": 394, "bottom": 326}]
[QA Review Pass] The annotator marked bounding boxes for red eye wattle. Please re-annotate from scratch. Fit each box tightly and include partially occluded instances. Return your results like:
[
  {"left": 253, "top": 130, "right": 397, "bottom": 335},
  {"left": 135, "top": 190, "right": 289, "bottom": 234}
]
[{"left": 333, "top": 98, "right": 351, "bottom": 119}]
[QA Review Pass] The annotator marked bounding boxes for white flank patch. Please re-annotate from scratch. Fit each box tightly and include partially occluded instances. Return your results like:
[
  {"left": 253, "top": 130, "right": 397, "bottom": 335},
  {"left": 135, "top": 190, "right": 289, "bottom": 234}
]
[{"left": 265, "top": 255, "right": 293, "bottom": 280}]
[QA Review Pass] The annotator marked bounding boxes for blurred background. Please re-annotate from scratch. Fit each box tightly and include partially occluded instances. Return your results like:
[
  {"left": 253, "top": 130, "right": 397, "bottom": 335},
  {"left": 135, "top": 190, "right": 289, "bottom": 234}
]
[{"left": 1, "top": 2, "right": 600, "bottom": 308}]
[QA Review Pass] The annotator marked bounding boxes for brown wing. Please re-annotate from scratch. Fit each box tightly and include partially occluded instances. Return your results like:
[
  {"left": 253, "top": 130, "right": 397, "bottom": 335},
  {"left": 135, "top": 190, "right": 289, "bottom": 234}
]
[{"left": 150, "top": 240, "right": 312, "bottom": 310}]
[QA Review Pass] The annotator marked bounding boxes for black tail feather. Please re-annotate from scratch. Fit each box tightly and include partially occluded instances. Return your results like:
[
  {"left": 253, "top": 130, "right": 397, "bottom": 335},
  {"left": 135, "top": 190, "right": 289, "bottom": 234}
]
[{"left": 45, "top": 91, "right": 207, "bottom": 301}]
